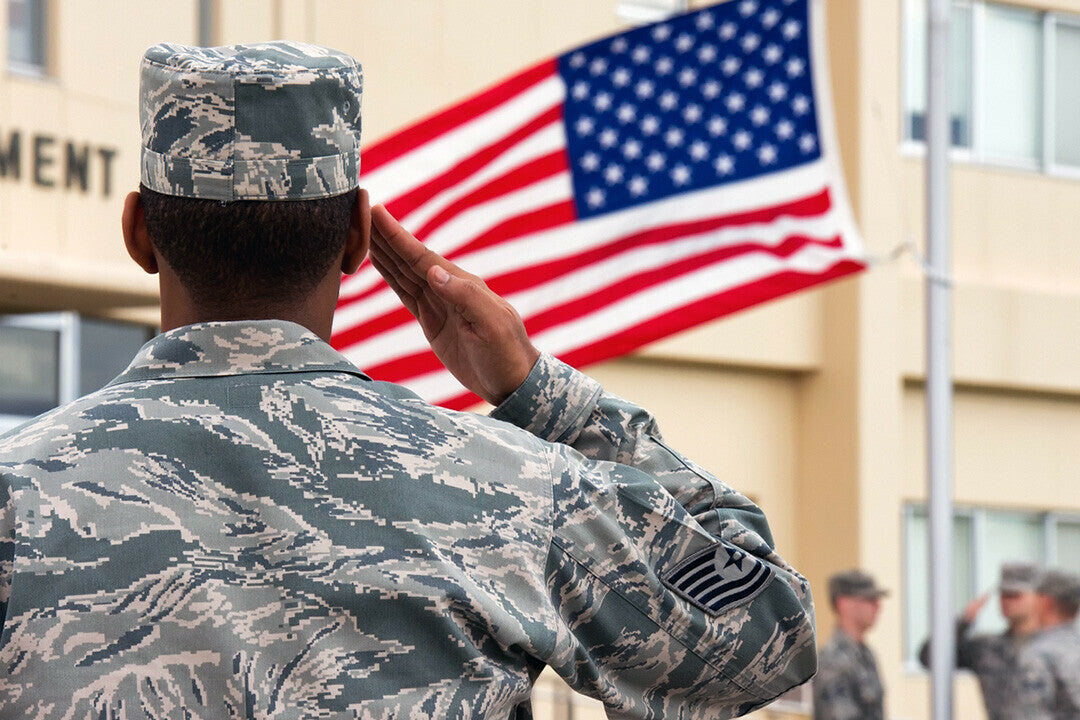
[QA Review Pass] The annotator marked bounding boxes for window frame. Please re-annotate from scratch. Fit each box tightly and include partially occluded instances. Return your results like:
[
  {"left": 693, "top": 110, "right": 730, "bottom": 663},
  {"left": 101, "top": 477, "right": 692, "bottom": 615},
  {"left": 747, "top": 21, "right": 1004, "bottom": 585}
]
[{"left": 6, "top": 0, "right": 49, "bottom": 78}]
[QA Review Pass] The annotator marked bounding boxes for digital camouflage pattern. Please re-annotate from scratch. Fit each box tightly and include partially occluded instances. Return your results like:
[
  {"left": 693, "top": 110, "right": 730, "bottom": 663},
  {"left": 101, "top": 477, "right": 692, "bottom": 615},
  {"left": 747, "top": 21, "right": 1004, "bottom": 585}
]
[
  {"left": 812, "top": 629, "right": 884, "bottom": 720},
  {"left": 140, "top": 41, "right": 363, "bottom": 201},
  {"left": 0, "top": 320, "right": 816, "bottom": 719},
  {"left": 918, "top": 619, "right": 1033, "bottom": 720},
  {"left": 1017, "top": 623, "right": 1080, "bottom": 720}
]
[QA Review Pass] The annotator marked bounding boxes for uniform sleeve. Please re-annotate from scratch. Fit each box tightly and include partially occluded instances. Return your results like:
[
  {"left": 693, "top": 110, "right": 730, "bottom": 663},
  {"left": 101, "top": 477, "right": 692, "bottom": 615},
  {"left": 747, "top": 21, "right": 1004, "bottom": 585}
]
[
  {"left": 492, "top": 354, "right": 816, "bottom": 718},
  {"left": 918, "top": 619, "right": 980, "bottom": 670},
  {"left": 0, "top": 475, "right": 13, "bottom": 634},
  {"left": 1017, "top": 646, "right": 1056, "bottom": 720}
]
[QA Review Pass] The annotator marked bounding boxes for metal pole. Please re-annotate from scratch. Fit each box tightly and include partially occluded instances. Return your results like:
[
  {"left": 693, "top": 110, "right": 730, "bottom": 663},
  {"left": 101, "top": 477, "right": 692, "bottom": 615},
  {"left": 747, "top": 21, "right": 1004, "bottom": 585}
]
[{"left": 926, "top": 1, "right": 955, "bottom": 719}]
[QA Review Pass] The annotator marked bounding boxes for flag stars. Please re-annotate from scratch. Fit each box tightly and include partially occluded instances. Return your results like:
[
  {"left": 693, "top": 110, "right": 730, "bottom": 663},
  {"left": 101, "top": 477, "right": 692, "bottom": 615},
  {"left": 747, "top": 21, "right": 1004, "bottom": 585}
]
[
  {"left": 698, "top": 44, "right": 718, "bottom": 64},
  {"left": 695, "top": 11, "right": 715, "bottom": 31},
  {"left": 665, "top": 127, "right": 686, "bottom": 147},
  {"left": 612, "top": 67, "right": 632, "bottom": 87},
  {"left": 590, "top": 57, "right": 608, "bottom": 76},
  {"left": 776, "top": 119, "right": 795, "bottom": 140},
  {"left": 580, "top": 152, "right": 600, "bottom": 172},
  {"left": 799, "top": 133, "right": 817, "bottom": 153},
  {"left": 741, "top": 33, "right": 761, "bottom": 53},
  {"left": 593, "top": 92, "right": 613, "bottom": 112},
  {"left": 616, "top": 103, "right": 637, "bottom": 124},
  {"left": 586, "top": 187, "right": 606, "bottom": 208},
  {"left": 719, "top": 21, "right": 738, "bottom": 41},
  {"left": 572, "top": 81, "right": 590, "bottom": 100},
  {"left": 683, "top": 104, "right": 704, "bottom": 123},
  {"left": 646, "top": 151, "right": 667, "bottom": 171},
  {"left": 632, "top": 45, "right": 652, "bottom": 64},
  {"left": 690, "top": 140, "right": 711, "bottom": 161},
  {"left": 757, "top": 143, "right": 778, "bottom": 165},
  {"left": 675, "top": 33, "right": 695, "bottom": 53},
  {"left": 725, "top": 92, "right": 746, "bottom": 113},
  {"left": 659, "top": 90, "right": 680, "bottom": 111},
  {"left": 722, "top": 56, "right": 742, "bottom": 76},
  {"left": 653, "top": 24, "right": 672, "bottom": 42},
  {"left": 715, "top": 153, "right": 736, "bottom": 175},
  {"left": 678, "top": 67, "right": 698, "bottom": 87},
  {"left": 599, "top": 128, "right": 619, "bottom": 148},
  {"left": 750, "top": 105, "right": 770, "bottom": 126},
  {"left": 640, "top": 115, "right": 661, "bottom": 135},
  {"left": 702, "top": 80, "right": 722, "bottom": 100},
  {"left": 636, "top": 79, "right": 656, "bottom": 99},
  {"left": 739, "top": 0, "right": 759, "bottom": 17},
  {"left": 611, "top": 37, "right": 629, "bottom": 54},
  {"left": 575, "top": 116, "right": 596, "bottom": 136},
  {"left": 569, "top": 52, "right": 586, "bottom": 69},
  {"left": 656, "top": 56, "right": 675, "bottom": 75},
  {"left": 744, "top": 67, "right": 765, "bottom": 88},
  {"left": 786, "top": 57, "right": 806, "bottom": 77},
  {"left": 708, "top": 116, "right": 728, "bottom": 136},
  {"left": 763, "top": 44, "right": 783, "bottom": 65},
  {"left": 622, "top": 139, "right": 643, "bottom": 159},
  {"left": 792, "top": 94, "right": 811, "bottom": 115},
  {"left": 782, "top": 19, "right": 802, "bottom": 40},
  {"left": 671, "top": 164, "right": 692, "bottom": 186},
  {"left": 604, "top": 163, "right": 625, "bottom": 184},
  {"left": 761, "top": 8, "right": 781, "bottom": 28},
  {"left": 733, "top": 129, "right": 753, "bottom": 151},
  {"left": 767, "top": 81, "right": 788, "bottom": 102},
  {"left": 628, "top": 175, "right": 649, "bottom": 196}
]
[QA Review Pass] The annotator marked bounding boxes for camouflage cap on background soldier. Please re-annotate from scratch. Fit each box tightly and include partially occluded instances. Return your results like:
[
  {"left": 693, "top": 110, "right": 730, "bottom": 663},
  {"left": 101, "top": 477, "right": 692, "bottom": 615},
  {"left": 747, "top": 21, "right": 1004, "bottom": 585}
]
[
  {"left": 828, "top": 569, "right": 888, "bottom": 605},
  {"left": 999, "top": 562, "right": 1040, "bottom": 594},
  {"left": 140, "top": 40, "right": 363, "bottom": 201}
]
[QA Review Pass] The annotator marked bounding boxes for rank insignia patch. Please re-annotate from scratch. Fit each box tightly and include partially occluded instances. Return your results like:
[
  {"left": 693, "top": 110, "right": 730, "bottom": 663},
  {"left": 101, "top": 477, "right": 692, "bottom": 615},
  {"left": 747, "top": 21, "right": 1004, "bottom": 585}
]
[{"left": 663, "top": 542, "right": 774, "bottom": 616}]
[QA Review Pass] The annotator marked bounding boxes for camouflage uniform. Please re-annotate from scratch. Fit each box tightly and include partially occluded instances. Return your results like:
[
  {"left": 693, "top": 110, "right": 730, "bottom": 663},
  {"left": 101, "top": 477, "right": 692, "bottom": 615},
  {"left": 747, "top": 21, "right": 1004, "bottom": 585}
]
[
  {"left": 812, "top": 629, "right": 884, "bottom": 720},
  {"left": 0, "top": 320, "right": 816, "bottom": 718},
  {"left": 1017, "top": 623, "right": 1080, "bottom": 720}
]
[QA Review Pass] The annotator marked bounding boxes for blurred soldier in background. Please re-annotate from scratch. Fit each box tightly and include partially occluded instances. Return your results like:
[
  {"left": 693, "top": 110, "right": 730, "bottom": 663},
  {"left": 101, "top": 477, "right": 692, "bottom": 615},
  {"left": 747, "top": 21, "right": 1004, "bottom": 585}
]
[
  {"left": 1017, "top": 569, "right": 1080, "bottom": 720},
  {"left": 918, "top": 562, "right": 1041, "bottom": 720},
  {"left": 812, "top": 569, "right": 888, "bottom": 720}
]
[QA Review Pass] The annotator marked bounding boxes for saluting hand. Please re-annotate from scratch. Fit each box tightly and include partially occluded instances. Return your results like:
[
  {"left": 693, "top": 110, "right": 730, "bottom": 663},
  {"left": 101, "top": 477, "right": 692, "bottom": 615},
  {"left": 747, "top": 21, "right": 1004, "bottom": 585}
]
[{"left": 369, "top": 205, "right": 540, "bottom": 406}]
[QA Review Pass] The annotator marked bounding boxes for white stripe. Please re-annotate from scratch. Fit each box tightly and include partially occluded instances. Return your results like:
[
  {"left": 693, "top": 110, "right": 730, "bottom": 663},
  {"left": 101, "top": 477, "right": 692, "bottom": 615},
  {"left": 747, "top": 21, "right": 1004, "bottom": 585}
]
[{"left": 360, "top": 75, "right": 565, "bottom": 202}]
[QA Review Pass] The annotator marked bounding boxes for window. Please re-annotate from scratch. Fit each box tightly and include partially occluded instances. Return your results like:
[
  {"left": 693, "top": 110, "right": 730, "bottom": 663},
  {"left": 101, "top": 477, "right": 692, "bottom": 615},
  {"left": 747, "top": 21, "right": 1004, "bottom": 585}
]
[
  {"left": 903, "top": 504, "right": 1080, "bottom": 664},
  {"left": 0, "top": 313, "right": 155, "bottom": 433},
  {"left": 7, "top": 0, "right": 47, "bottom": 75},
  {"left": 903, "top": 0, "right": 1080, "bottom": 175}
]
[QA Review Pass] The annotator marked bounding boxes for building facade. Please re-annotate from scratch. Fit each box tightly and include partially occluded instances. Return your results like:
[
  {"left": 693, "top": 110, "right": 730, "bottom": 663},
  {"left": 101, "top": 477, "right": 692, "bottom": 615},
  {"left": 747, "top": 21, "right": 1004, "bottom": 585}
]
[{"left": 2, "top": 1, "right": 1078, "bottom": 718}]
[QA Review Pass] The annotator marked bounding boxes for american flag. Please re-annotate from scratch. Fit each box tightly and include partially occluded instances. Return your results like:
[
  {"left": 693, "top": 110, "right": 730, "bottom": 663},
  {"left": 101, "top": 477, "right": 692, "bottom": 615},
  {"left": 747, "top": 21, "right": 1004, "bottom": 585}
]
[{"left": 333, "top": 0, "right": 864, "bottom": 409}]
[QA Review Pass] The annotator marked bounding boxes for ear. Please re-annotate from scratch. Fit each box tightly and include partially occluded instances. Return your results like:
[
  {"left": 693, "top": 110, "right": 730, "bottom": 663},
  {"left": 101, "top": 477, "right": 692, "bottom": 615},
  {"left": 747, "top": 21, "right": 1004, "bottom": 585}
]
[
  {"left": 122, "top": 190, "right": 159, "bottom": 275},
  {"left": 341, "top": 188, "right": 371, "bottom": 275}
]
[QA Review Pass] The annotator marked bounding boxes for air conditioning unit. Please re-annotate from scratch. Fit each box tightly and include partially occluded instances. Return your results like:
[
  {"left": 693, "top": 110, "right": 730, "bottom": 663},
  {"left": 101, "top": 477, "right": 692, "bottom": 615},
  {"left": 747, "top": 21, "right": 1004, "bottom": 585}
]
[{"left": 616, "top": 0, "right": 690, "bottom": 25}]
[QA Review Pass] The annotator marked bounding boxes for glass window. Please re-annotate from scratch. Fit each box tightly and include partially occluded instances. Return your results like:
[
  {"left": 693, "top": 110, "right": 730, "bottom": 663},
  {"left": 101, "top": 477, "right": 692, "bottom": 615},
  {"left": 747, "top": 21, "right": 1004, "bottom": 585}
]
[
  {"left": 0, "top": 325, "right": 59, "bottom": 417},
  {"left": 1053, "top": 22, "right": 1080, "bottom": 167},
  {"left": 980, "top": 4, "right": 1043, "bottom": 164},
  {"left": 78, "top": 318, "right": 153, "bottom": 394},
  {"left": 1054, "top": 519, "right": 1080, "bottom": 574},
  {"left": 903, "top": 0, "right": 974, "bottom": 147},
  {"left": 7, "top": 0, "right": 46, "bottom": 73}
]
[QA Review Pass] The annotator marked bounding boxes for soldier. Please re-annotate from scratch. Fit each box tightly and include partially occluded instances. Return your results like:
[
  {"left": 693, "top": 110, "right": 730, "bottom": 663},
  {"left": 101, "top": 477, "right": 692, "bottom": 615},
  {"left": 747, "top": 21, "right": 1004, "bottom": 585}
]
[
  {"left": 0, "top": 42, "right": 817, "bottom": 717},
  {"left": 812, "top": 569, "right": 888, "bottom": 720},
  {"left": 917, "top": 562, "right": 1041, "bottom": 720},
  {"left": 1017, "top": 569, "right": 1080, "bottom": 720}
]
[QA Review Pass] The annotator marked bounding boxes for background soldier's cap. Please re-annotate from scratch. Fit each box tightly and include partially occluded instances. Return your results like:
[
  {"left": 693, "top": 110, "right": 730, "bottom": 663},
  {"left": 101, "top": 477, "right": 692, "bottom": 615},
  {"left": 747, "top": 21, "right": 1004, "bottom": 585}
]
[
  {"left": 140, "top": 40, "right": 363, "bottom": 202},
  {"left": 998, "top": 562, "right": 1040, "bottom": 593},
  {"left": 1035, "top": 569, "right": 1080, "bottom": 613},
  {"left": 828, "top": 569, "right": 888, "bottom": 604}
]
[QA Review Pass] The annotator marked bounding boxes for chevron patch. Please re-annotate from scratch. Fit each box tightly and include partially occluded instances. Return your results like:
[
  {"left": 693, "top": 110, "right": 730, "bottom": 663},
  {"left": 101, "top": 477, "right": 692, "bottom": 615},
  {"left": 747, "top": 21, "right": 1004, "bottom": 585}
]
[{"left": 663, "top": 542, "right": 774, "bottom": 616}]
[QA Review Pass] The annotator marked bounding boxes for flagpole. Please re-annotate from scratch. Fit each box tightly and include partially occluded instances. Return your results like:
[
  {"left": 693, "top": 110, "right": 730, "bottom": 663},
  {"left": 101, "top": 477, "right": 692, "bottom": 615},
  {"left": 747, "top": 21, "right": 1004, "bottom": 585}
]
[{"left": 926, "top": 0, "right": 954, "bottom": 719}]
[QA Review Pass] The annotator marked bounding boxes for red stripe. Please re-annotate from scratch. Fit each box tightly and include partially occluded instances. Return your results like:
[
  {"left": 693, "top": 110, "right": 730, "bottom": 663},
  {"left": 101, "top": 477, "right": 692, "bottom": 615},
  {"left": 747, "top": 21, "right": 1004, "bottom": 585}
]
[
  {"left": 356, "top": 233, "right": 846, "bottom": 383},
  {"left": 360, "top": 59, "right": 559, "bottom": 174},
  {"left": 385, "top": 260, "right": 866, "bottom": 411},
  {"left": 383, "top": 104, "right": 564, "bottom": 221}
]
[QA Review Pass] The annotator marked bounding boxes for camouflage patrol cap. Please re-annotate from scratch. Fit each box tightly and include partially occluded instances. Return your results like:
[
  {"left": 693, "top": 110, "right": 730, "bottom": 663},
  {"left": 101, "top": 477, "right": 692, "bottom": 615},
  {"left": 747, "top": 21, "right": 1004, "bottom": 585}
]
[
  {"left": 998, "top": 562, "right": 1040, "bottom": 593},
  {"left": 1035, "top": 569, "right": 1080, "bottom": 615},
  {"left": 828, "top": 569, "right": 888, "bottom": 605},
  {"left": 140, "top": 41, "right": 362, "bottom": 201}
]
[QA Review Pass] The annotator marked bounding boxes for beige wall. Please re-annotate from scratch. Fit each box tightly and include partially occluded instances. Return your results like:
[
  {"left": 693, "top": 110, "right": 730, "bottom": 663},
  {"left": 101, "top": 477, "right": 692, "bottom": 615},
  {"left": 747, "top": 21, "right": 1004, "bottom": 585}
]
[{"left": 4, "top": 1, "right": 1080, "bottom": 719}]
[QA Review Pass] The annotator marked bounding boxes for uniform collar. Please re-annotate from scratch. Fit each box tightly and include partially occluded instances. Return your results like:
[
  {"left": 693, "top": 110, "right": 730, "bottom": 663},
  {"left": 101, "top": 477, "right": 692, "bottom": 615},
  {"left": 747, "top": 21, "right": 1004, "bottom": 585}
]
[{"left": 109, "top": 320, "right": 371, "bottom": 385}]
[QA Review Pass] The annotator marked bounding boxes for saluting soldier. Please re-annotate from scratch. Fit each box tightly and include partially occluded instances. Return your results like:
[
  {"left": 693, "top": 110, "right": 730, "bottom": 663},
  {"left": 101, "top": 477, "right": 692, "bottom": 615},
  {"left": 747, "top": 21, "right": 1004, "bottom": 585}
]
[
  {"left": 813, "top": 569, "right": 888, "bottom": 720},
  {"left": 1018, "top": 569, "right": 1080, "bottom": 720},
  {"left": 918, "top": 562, "right": 1041, "bottom": 720},
  {"left": 0, "top": 41, "right": 817, "bottom": 717}
]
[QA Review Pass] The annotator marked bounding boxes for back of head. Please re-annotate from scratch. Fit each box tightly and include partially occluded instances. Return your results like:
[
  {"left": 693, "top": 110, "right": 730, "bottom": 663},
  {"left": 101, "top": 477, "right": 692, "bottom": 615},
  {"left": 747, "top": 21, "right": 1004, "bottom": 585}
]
[
  {"left": 1036, "top": 569, "right": 1080, "bottom": 621},
  {"left": 138, "top": 41, "right": 364, "bottom": 312}
]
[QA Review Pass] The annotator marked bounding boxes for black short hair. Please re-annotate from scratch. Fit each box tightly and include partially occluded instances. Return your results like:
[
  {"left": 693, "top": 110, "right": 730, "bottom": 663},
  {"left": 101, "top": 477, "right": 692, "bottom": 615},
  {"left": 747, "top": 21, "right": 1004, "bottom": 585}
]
[{"left": 140, "top": 184, "right": 357, "bottom": 313}]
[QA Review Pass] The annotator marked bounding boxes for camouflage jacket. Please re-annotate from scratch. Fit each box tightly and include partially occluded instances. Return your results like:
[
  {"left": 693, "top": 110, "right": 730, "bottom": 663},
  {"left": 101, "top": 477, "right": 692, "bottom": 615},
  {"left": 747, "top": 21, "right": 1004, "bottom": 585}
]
[
  {"left": 812, "top": 629, "right": 884, "bottom": 720},
  {"left": 918, "top": 619, "right": 1032, "bottom": 720},
  {"left": 1017, "top": 623, "right": 1080, "bottom": 720},
  {"left": 0, "top": 320, "right": 815, "bottom": 719}
]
